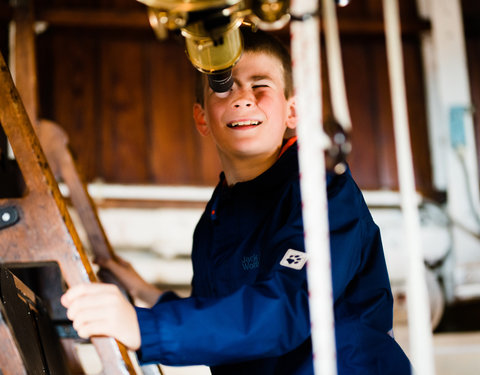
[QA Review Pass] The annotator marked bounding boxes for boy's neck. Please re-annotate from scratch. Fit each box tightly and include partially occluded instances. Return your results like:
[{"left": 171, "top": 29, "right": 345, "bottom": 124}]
[{"left": 220, "top": 148, "right": 281, "bottom": 186}]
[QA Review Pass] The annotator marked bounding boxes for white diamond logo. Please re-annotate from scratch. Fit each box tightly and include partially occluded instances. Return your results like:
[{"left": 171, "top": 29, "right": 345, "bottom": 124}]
[{"left": 280, "top": 249, "right": 307, "bottom": 270}]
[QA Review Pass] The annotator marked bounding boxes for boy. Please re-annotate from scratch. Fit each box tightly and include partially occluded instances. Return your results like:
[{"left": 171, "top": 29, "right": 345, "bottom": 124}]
[{"left": 61, "top": 27, "right": 411, "bottom": 374}]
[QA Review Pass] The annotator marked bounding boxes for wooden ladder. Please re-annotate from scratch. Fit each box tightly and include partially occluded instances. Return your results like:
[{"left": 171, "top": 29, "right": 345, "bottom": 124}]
[
  {"left": 0, "top": 1, "right": 150, "bottom": 373},
  {"left": 0, "top": 1, "right": 166, "bottom": 373},
  {"left": 0, "top": 46, "right": 140, "bottom": 375}
]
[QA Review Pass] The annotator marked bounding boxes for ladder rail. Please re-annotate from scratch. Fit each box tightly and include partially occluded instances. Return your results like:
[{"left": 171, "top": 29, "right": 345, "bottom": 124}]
[{"left": 0, "top": 50, "right": 139, "bottom": 375}]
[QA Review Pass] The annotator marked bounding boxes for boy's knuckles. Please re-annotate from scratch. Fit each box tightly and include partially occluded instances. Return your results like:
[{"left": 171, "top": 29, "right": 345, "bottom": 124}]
[{"left": 66, "top": 309, "right": 74, "bottom": 320}]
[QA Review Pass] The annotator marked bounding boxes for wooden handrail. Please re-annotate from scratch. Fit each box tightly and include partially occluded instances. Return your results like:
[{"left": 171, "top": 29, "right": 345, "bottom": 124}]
[{"left": 0, "top": 49, "right": 138, "bottom": 375}]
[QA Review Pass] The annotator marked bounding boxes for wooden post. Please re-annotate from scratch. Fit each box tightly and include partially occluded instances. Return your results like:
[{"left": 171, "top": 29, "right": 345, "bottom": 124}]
[{"left": 0, "top": 51, "right": 138, "bottom": 375}]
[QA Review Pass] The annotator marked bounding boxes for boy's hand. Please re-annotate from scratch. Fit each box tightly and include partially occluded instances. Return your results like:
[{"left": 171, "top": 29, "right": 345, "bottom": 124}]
[
  {"left": 96, "top": 255, "right": 163, "bottom": 307},
  {"left": 61, "top": 283, "right": 141, "bottom": 351}
]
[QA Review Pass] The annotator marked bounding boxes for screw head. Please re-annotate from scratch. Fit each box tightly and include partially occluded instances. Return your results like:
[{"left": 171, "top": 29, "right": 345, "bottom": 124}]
[{"left": 1, "top": 212, "right": 11, "bottom": 222}]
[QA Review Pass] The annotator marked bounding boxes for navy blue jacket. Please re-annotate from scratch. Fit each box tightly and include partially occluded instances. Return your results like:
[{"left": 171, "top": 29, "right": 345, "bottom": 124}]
[{"left": 135, "top": 141, "right": 411, "bottom": 374}]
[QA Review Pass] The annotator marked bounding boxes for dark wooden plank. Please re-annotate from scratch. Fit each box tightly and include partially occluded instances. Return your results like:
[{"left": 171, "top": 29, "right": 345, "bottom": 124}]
[
  {"left": 32, "top": 8, "right": 430, "bottom": 36},
  {"left": 465, "top": 37, "right": 480, "bottom": 175},
  {"left": 31, "top": 1, "right": 435, "bottom": 191},
  {"left": 462, "top": 0, "right": 480, "bottom": 14},
  {"left": 98, "top": 0, "right": 147, "bottom": 10},
  {"left": 0, "top": 9, "right": 9, "bottom": 81},
  {"left": 0, "top": 50, "right": 138, "bottom": 375},
  {"left": 35, "top": 0, "right": 98, "bottom": 8},
  {"left": 99, "top": 38, "right": 149, "bottom": 183},
  {"left": 403, "top": 37, "right": 434, "bottom": 196},
  {"left": 341, "top": 37, "right": 382, "bottom": 189},
  {"left": 48, "top": 31, "right": 99, "bottom": 182},
  {"left": 463, "top": 0, "right": 480, "bottom": 182},
  {"left": 371, "top": 38, "right": 400, "bottom": 191},
  {"left": 37, "top": 8, "right": 150, "bottom": 29},
  {"left": 148, "top": 38, "right": 221, "bottom": 185},
  {"left": 11, "top": 0, "right": 39, "bottom": 126},
  {"left": 0, "top": 313, "right": 28, "bottom": 375},
  {"left": 0, "top": 2, "right": 13, "bottom": 22}
]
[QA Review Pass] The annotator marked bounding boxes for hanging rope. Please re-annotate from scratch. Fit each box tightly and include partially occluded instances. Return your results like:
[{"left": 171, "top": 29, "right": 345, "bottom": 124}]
[
  {"left": 382, "top": 0, "right": 436, "bottom": 374},
  {"left": 322, "top": 0, "right": 352, "bottom": 132},
  {"left": 290, "top": 0, "right": 337, "bottom": 373}
]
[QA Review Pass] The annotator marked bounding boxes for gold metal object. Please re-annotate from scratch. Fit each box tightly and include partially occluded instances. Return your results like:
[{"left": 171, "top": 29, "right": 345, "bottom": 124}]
[
  {"left": 137, "top": 0, "right": 290, "bottom": 91},
  {"left": 182, "top": 17, "right": 244, "bottom": 74},
  {"left": 249, "top": 0, "right": 290, "bottom": 30}
]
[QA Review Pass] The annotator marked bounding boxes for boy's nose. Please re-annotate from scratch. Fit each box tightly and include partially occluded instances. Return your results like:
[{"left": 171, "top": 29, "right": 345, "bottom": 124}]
[
  {"left": 232, "top": 90, "right": 255, "bottom": 109},
  {"left": 233, "top": 100, "right": 253, "bottom": 108}
]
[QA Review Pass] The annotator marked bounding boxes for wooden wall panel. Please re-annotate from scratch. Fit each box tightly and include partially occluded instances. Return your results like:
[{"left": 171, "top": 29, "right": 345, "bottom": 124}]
[
  {"left": 36, "top": 0, "right": 99, "bottom": 8},
  {"left": 148, "top": 39, "right": 221, "bottom": 185},
  {"left": 99, "top": 38, "right": 149, "bottom": 183},
  {"left": 20, "top": 0, "right": 442, "bottom": 194},
  {"left": 370, "top": 39, "right": 399, "bottom": 190},
  {"left": 403, "top": 37, "right": 433, "bottom": 194},
  {"left": 340, "top": 33, "right": 432, "bottom": 194},
  {"left": 337, "top": 0, "right": 420, "bottom": 19},
  {"left": 0, "top": 19, "right": 8, "bottom": 62},
  {"left": 463, "top": 0, "right": 480, "bottom": 183},
  {"left": 46, "top": 31, "right": 98, "bottom": 181},
  {"left": 0, "top": 18, "right": 7, "bottom": 155},
  {"left": 37, "top": 25, "right": 221, "bottom": 186},
  {"left": 342, "top": 39, "right": 383, "bottom": 189},
  {"left": 466, "top": 39, "right": 480, "bottom": 172},
  {"left": 98, "top": 0, "right": 145, "bottom": 9}
]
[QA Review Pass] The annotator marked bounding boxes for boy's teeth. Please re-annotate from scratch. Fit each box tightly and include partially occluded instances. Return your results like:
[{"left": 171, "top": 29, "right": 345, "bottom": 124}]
[{"left": 228, "top": 120, "right": 261, "bottom": 127}]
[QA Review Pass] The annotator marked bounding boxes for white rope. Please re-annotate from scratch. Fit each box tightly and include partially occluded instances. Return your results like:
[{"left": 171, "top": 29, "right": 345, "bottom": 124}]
[
  {"left": 321, "top": 0, "right": 352, "bottom": 130},
  {"left": 290, "top": 0, "right": 337, "bottom": 374},
  {"left": 382, "top": 0, "right": 436, "bottom": 374}
]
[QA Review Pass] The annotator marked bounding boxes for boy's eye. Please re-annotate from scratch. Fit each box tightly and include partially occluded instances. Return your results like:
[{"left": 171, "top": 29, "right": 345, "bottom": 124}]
[{"left": 252, "top": 84, "right": 269, "bottom": 89}]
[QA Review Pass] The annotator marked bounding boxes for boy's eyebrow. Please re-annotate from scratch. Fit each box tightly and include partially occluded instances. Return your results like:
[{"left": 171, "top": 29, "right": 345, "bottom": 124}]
[
  {"left": 232, "top": 74, "right": 276, "bottom": 86},
  {"left": 250, "top": 75, "right": 273, "bottom": 81}
]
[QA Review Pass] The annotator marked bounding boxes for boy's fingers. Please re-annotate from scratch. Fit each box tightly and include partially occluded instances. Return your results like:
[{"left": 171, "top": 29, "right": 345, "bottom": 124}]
[
  {"left": 61, "top": 283, "right": 119, "bottom": 308},
  {"left": 69, "top": 304, "right": 119, "bottom": 334},
  {"left": 65, "top": 294, "right": 114, "bottom": 322},
  {"left": 61, "top": 284, "right": 87, "bottom": 307},
  {"left": 74, "top": 318, "right": 115, "bottom": 340},
  {"left": 60, "top": 284, "right": 141, "bottom": 350}
]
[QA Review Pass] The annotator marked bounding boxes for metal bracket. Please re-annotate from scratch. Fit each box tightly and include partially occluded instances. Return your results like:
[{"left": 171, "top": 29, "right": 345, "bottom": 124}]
[
  {"left": 54, "top": 321, "right": 83, "bottom": 340},
  {"left": 0, "top": 206, "right": 20, "bottom": 230}
]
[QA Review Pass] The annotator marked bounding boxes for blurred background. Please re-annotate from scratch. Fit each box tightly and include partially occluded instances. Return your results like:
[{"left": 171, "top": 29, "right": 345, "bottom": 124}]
[{"left": 1, "top": 0, "right": 480, "bottom": 374}]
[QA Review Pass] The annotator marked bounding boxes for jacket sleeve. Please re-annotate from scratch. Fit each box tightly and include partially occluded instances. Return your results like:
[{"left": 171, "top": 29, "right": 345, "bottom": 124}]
[
  {"left": 135, "top": 169, "right": 384, "bottom": 367},
  {"left": 135, "top": 264, "right": 310, "bottom": 366}
]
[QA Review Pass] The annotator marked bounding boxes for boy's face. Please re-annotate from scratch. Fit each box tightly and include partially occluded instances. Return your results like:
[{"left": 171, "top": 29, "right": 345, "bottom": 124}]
[{"left": 193, "top": 51, "right": 296, "bottom": 164}]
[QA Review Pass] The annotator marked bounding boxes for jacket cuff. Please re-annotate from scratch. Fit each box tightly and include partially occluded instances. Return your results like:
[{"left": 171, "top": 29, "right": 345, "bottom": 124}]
[{"left": 135, "top": 306, "right": 161, "bottom": 364}]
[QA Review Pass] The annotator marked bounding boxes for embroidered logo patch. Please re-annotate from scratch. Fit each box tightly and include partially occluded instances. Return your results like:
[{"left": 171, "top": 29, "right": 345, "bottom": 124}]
[
  {"left": 280, "top": 249, "right": 307, "bottom": 270},
  {"left": 242, "top": 254, "right": 260, "bottom": 271}
]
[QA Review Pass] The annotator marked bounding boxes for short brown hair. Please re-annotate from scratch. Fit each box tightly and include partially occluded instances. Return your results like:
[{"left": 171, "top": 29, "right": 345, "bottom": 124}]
[{"left": 194, "top": 26, "right": 293, "bottom": 105}]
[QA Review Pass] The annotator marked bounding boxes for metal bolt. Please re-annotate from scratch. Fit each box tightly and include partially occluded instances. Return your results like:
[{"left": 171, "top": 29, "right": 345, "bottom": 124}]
[{"left": 1, "top": 212, "right": 11, "bottom": 222}]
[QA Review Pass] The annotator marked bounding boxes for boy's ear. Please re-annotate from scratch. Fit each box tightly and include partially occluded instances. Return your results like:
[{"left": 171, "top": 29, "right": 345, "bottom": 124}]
[
  {"left": 193, "top": 103, "right": 210, "bottom": 136},
  {"left": 285, "top": 96, "right": 297, "bottom": 130}
]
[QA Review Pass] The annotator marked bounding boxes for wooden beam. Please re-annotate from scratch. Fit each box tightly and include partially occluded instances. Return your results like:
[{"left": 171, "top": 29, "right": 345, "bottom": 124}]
[
  {"left": 2, "top": 4, "right": 432, "bottom": 35},
  {"left": 464, "top": 16, "right": 480, "bottom": 35},
  {"left": 0, "top": 3, "right": 13, "bottom": 22},
  {"left": 36, "top": 8, "right": 150, "bottom": 29},
  {"left": 334, "top": 17, "right": 431, "bottom": 35},
  {"left": 31, "top": 8, "right": 430, "bottom": 35},
  {"left": 11, "top": 0, "right": 39, "bottom": 123},
  {"left": 0, "top": 49, "right": 139, "bottom": 375}
]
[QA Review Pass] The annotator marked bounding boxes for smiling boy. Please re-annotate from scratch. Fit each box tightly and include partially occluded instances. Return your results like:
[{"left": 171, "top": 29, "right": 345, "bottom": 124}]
[
  {"left": 61, "top": 27, "right": 411, "bottom": 374},
  {"left": 192, "top": 47, "right": 296, "bottom": 186}
]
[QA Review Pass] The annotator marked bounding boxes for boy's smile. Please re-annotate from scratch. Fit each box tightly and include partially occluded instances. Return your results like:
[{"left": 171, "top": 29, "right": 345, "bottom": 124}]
[
  {"left": 193, "top": 51, "right": 297, "bottom": 184},
  {"left": 226, "top": 120, "right": 262, "bottom": 129}
]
